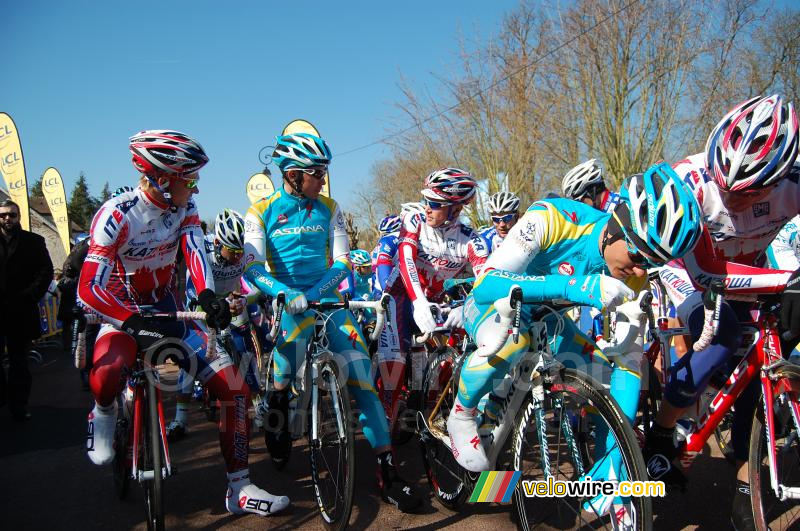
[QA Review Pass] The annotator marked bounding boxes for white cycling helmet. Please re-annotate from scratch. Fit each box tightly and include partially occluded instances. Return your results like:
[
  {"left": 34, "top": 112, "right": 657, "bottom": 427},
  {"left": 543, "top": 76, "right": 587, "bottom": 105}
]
[
  {"left": 215, "top": 209, "right": 245, "bottom": 250},
  {"left": 129, "top": 130, "right": 208, "bottom": 176},
  {"left": 420, "top": 167, "right": 477, "bottom": 206},
  {"left": 487, "top": 191, "right": 520, "bottom": 214},
  {"left": 562, "top": 159, "right": 605, "bottom": 200}
]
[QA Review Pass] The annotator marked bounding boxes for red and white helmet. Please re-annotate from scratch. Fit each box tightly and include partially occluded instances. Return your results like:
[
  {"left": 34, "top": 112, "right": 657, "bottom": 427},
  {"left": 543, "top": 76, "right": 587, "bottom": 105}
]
[
  {"left": 420, "top": 167, "right": 477, "bottom": 206},
  {"left": 705, "top": 95, "right": 799, "bottom": 191},
  {"left": 129, "top": 130, "right": 209, "bottom": 176}
]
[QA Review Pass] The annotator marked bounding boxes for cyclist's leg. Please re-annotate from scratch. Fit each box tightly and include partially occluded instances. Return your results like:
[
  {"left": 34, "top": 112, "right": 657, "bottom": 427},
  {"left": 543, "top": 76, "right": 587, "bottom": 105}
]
[
  {"left": 179, "top": 319, "right": 289, "bottom": 515},
  {"left": 86, "top": 325, "right": 137, "bottom": 465},
  {"left": 452, "top": 306, "right": 531, "bottom": 472},
  {"left": 327, "top": 308, "right": 422, "bottom": 512},
  {"left": 229, "top": 325, "right": 259, "bottom": 395},
  {"left": 168, "top": 319, "right": 207, "bottom": 439},
  {"left": 374, "top": 294, "right": 404, "bottom": 424}
]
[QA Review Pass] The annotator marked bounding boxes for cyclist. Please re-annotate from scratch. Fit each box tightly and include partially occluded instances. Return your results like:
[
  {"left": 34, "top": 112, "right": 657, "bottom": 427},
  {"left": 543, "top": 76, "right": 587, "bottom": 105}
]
[
  {"left": 243, "top": 132, "right": 421, "bottom": 513},
  {"left": 379, "top": 168, "right": 489, "bottom": 436},
  {"left": 480, "top": 191, "right": 521, "bottom": 252},
  {"left": 448, "top": 163, "right": 702, "bottom": 487},
  {"left": 167, "top": 209, "right": 263, "bottom": 441},
  {"left": 562, "top": 158, "right": 621, "bottom": 213},
  {"left": 79, "top": 130, "right": 288, "bottom": 517},
  {"left": 646, "top": 95, "right": 800, "bottom": 531},
  {"left": 767, "top": 215, "right": 800, "bottom": 270}
]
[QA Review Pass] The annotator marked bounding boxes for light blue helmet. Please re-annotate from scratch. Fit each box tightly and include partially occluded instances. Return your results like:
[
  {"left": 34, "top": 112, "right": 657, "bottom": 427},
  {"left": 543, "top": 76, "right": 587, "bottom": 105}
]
[
  {"left": 272, "top": 133, "right": 331, "bottom": 172},
  {"left": 349, "top": 249, "right": 372, "bottom": 267},
  {"left": 616, "top": 162, "right": 702, "bottom": 263},
  {"left": 112, "top": 186, "right": 134, "bottom": 198},
  {"left": 378, "top": 215, "right": 401, "bottom": 235}
]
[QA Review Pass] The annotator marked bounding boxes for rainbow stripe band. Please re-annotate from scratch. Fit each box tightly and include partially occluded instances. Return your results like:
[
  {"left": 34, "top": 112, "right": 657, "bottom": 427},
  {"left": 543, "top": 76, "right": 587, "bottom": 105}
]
[{"left": 468, "top": 471, "right": 522, "bottom": 503}]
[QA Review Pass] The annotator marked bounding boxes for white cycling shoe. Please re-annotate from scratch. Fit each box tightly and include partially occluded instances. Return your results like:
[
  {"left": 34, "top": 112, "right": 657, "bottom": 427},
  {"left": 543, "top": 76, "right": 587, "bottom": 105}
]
[
  {"left": 87, "top": 402, "right": 117, "bottom": 466},
  {"left": 447, "top": 397, "right": 491, "bottom": 472},
  {"left": 226, "top": 482, "right": 290, "bottom": 516}
]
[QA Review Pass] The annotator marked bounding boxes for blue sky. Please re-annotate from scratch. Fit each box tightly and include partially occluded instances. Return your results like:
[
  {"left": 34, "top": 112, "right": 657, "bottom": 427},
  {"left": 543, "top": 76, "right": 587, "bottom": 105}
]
[{"left": 4, "top": 0, "right": 519, "bottom": 221}]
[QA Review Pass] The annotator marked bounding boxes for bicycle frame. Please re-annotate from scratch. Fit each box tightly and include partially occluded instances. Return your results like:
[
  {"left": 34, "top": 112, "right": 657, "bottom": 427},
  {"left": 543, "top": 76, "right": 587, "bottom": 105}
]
[
  {"left": 667, "top": 306, "right": 800, "bottom": 501},
  {"left": 129, "top": 361, "right": 172, "bottom": 481}
]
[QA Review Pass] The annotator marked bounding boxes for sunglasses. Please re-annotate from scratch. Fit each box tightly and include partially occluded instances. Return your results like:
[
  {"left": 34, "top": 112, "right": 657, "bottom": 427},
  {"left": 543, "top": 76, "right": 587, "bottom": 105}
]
[
  {"left": 423, "top": 198, "right": 451, "bottom": 210},
  {"left": 491, "top": 213, "right": 516, "bottom": 224},
  {"left": 0, "top": 212, "right": 19, "bottom": 219},
  {"left": 175, "top": 176, "right": 199, "bottom": 190},
  {"left": 296, "top": 167, "right": 328, "bottom": 179},
  {"left": 221, "top": 243, "right": 243, "bottom": 256},
  {"left": 625, "top": 239, "right": 663, "bottom": 268},
  {"left": 355, "top": 265, "right": 372, "bottom": 273}
]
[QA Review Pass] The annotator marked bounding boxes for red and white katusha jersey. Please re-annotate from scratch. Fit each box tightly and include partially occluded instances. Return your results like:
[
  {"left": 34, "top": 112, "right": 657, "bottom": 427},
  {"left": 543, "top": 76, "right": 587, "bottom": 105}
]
[
  {"left": 78, "top": 187, "right": 212, "bottom": 327},
  {"left": 391, "top": 211, "right": 488, "bottom": 302},
  {"left": 666, "top": 153, "right": 800, "bottom": 294}
]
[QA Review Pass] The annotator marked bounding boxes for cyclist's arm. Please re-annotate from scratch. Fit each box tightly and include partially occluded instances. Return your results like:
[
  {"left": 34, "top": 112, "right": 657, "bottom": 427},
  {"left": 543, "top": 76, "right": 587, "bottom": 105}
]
[
  {"left": 766, "top": 217, "right": 800, "bottom": 270},
  {"left": 374, "top": 236, "right": 397, "bottom": 292},
  {"left": 397, "top": 212, "right": 427, "bottom": 302},
  {"left": 682, "top": 228, "right": 793, "bottom": 294},
  {"left": 242, "top": 208, "right": 291, "bottom": 297},
  {"left": 466, "top": 231, "right": 489, "bottom": 277},
  {"left": 305, "top": 204, "right": 351, "bottom": 301},
  {"left": 179, "top": 205, "right": 215, "bottom": 294},
  {"left": 77, "top": 206, "right": 135, "bottom": 327}
]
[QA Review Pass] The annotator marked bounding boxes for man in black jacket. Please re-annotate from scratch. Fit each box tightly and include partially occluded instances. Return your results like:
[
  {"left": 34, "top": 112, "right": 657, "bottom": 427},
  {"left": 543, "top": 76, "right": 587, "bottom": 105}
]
[{"left": 0, "top": 200, "right": 54, "bottom": 420}]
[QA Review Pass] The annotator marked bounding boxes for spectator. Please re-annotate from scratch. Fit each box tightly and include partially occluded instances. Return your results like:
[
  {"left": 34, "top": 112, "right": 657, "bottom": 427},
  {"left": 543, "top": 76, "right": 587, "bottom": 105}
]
[{"left": 0, "top": 199, "right": 53, "bottom": 421}]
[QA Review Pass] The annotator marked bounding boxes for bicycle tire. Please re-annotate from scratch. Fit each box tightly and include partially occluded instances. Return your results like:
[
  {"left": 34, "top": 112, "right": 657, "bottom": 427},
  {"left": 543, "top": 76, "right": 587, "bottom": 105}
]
[
  {"left": 112, "top": 413, "right": 131, "bottom": 500},
  {"left": 204, "top": 387, "right": 217, "bottom": 422},
  {"left": 637, "top": 365, "right": 662, "bottom": 446},
  {"left": 419, "top": 347, "right": 472, "bottom": 510},
  {"left": 512, "top": 367, "right": 652, "bottom": 531},
  {"left": 308, "top": 359, "right": 355, "bottom": 530},
  {"left": 749, "top": 391, "right": 800, "bottom": 530},
  {"left": 714, "top": 410, "right": 735, "bottom": 463},
  {"left": 143, "top": 377, "right": 165, "bottom": 531}
]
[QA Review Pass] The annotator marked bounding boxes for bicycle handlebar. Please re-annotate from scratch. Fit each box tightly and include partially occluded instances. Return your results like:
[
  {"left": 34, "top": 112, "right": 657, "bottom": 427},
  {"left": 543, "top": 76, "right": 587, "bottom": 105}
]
[
  {"left": 474, "top": 286, "right": 523, "bottom": 358},
  {"left": 74, "top": 311, "right": 216, "bottom": 369},
  {"left": 305, "top": 293, "right": 391, "bottom": 342}
]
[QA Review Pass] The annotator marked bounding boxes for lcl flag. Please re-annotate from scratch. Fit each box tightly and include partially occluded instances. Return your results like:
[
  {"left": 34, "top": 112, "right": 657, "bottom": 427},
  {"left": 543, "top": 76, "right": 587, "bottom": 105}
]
[
  {"left": 246, "top": 171, "right": 275, "bottom": 205},
  {"left": 41, "top": 167, "right": 70, "bottom": 254},
  {"left": 0, "top": 113, "right": 31, "bottom": 230}
]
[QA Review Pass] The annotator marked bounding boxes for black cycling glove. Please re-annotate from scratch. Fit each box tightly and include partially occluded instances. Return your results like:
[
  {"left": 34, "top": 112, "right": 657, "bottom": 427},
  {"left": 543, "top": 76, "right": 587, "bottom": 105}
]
[
  {"left": 198, "top": 288, "right": 231, "bottom": 329},
  {"left": 781, "top": 269, "right": 800, "bottom": 339}
]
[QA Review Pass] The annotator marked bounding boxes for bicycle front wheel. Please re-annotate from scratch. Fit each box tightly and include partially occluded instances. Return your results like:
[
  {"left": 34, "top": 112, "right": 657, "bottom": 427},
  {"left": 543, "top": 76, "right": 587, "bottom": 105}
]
[
  {"left": 749, "top": 391, "right": 800, "bottom": 529},
  {"left": 308, "top": 359, "right": 355, "bottom": 530},
  {"left": 143, "top": 377, "right": 165, "bottom": 531},
  {"left": 512, "top": 367, "right": 651, "bottom": 531}
]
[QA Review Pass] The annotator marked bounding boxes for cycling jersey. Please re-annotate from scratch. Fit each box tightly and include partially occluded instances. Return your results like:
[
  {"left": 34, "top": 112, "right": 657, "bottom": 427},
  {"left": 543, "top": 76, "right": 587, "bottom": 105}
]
[
  {"left": 479, "top": 226, "right": 504, "bottom": 252},
  {"left": 243, "top": 187, "right": 391, "bottom": 451},
  {"left": 391, "top": 212, "right": 488, "bottom": 303},
  {"left": 660, "top": 153, "right": 800, "bottom": 304},
  {"left": 79, "top": 188, "right": 211, "bottom": 327},
  {"left": 373, "top": 232, "right": 399, "bottom": 294},
  {"left": 598, "top": 189, "right": 621, "bottom": 213},
  {"left": 766, "top": 215, "right": 800, "bottom": 270}
]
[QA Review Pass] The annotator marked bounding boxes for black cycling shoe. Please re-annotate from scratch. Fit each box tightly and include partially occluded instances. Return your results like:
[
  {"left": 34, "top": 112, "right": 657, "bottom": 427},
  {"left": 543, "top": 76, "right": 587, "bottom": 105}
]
[
  {"left": 377, "top": 452, "right": 422, "bottom": 513},
  {"left": 643, "top": 423, "right": 687, "bottom": 491},
  {"left": 264, "top": 390, "right": 292, "bottom": 469},
  {"left": 731, "top": 482, "right": 755, "bottom": 531}
]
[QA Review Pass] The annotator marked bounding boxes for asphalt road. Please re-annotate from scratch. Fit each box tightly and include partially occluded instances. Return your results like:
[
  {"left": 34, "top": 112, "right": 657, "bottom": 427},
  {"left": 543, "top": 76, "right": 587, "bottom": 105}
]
[{"left": 0, "top": 342, "right": 764, "bottom": 530}]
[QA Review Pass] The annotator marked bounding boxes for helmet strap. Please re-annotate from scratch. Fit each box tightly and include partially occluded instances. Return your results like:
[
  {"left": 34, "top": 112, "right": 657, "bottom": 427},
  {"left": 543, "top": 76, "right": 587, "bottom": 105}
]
[
  {"left": 284, "top": 170, "right": 307, "bottom": 198},
  {"left": 145, "top": 174, "right": 178, "bottom": 213}
]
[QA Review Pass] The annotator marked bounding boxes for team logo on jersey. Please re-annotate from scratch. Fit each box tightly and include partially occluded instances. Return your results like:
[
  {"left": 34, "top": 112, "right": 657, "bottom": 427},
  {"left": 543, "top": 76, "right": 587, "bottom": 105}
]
[
  {"left": 753, "top": 202, "right": 770, "bottom": 218},
  {"left": 561, "top": 210, "right": 578, "bottom": 223},
  {"left": 277, "top": 214, "right": 288, "bottom": 224},
  {"left": 447, "top": 238, "right": 456, "bottom": 249},
  {"left": 558, "top": 262, "right": 575, "bottom": 275}
]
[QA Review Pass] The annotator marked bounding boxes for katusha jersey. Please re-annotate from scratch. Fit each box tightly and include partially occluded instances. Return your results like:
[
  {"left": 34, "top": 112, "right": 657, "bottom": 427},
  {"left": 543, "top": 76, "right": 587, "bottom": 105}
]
[
  {"left": 479, "top": 226, "right": 504, "bottom": 252},
  {"left": 243, "top": 188, "right": 350, "bottom": 296},
  {"left": 662, "top": 153, "right": 800, "bottom": 297},
  {"left": 78, "top": 187, "right": 211, "bottom": 327},
  {"left": 187, "top": 234, "right": 244, "bottom": 300},
  {"left": 391, "top": 211, "right": 488, "bottom": 303},
  {"left": 598, "top": 189, "right": 621, "bottom": 213},
  {"left": 373, "top": 232, "right": 399, "bottom": 293}
]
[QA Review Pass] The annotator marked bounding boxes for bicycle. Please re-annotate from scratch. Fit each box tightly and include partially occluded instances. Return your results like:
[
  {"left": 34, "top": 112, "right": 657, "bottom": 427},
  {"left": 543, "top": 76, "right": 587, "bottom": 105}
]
[
  {"left": 260, "top": 293, "right": 390, "bottom": 530},
  {"left": 74, "top": 309, "right": 217, "bottom": 531},
  {"left": 642, "top": 279, "right": 800, "bottom": 528},
  {"left": 418, "top": 287, "right": 651, "bottom": 530}
]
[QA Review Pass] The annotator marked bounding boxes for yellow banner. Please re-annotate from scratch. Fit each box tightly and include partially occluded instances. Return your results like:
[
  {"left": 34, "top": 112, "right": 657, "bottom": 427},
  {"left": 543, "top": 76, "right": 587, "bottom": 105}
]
[
  {"left": 246, "top": 172, "right": 275, "bottom": 205},
  {"left": 281, "top": 119, "right": 331, "bottom": 198},
  {"left": 0, "top": 113, "right": 30, "bottom": 230},
  {"left": 41, "top": 167, "right": 71, "bottom": 254}
]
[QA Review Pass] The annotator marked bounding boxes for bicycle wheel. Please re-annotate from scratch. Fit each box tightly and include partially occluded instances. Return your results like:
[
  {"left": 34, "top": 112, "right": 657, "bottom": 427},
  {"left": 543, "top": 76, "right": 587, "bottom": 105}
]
[
  {"left": 308, "top": 359, "right": 355, "bottom": 530},
  {"left": 142, "top": 378, "right": 165, "bottom": 531},
  {"left": 714, "top": 410, "right": 735, "bottom": 463},
  {"left": 749, "top": 391, "right": 800, "bottom": 529},
  {"left": 512, "top": 367, "right": 652, "bottom": 531},
  {"left": 419, "top": 347, "right": 472, "bottom": 510},
  {"left": 637, "top": 365, "right": 662, "bottom": 446},
  {"left": 203, "top": 387, "right": 217, "bottom": 422},
  {"left": 113, "top": 412, "right": 131, "bottom": 500}
]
